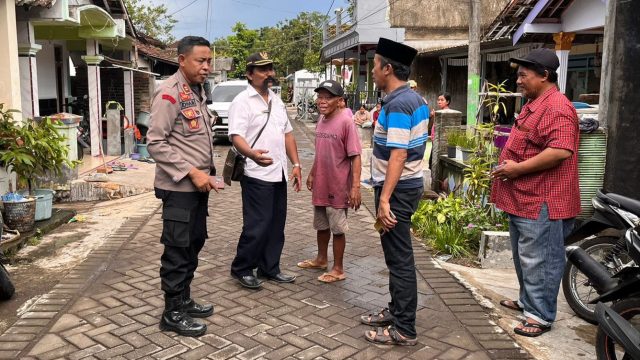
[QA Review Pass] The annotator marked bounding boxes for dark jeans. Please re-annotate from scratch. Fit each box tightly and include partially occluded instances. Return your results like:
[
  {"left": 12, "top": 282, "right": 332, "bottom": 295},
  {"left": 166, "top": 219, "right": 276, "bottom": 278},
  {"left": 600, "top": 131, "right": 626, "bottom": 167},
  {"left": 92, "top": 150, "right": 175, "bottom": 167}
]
[
  {"left": 231, "top": 175, "right": 287, "bottom": 277},
  {"left": 374, "top": 186, "right": 423, "bottom": 338},
  {"left": 155, "top": 188, "right": 209, "bottom": 296}
]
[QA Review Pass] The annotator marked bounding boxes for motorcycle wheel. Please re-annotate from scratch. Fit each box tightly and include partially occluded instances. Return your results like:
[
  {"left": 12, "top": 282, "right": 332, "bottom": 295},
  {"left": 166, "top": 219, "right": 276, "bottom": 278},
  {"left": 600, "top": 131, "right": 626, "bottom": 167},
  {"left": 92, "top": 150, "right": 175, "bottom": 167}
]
[
  {"left": 595, "top": 298, "right": 640, "bottom": 360},
  {"left": 0, "top": 262, "right": 15, "bottom": 301},
  {"left": 562, "top": 236, "right": 628, "bottom": 324}
]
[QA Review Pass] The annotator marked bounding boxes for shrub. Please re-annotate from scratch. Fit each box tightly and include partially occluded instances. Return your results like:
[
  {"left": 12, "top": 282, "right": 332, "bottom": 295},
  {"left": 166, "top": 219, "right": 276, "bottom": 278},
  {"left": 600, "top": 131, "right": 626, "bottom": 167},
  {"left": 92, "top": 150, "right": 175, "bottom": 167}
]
[{"left": 412, "top": 193, "right": 508, "bottom": 258}]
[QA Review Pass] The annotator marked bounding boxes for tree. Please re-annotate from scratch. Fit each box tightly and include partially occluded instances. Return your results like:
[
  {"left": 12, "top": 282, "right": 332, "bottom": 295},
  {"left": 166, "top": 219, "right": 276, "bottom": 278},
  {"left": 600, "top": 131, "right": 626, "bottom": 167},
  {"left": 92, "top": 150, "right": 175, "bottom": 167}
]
[
  {"left": 211, "top": 12, "right": 327, "bottom": 79},
  {"left": 221, "top": 22, "right": 260, "bottom": 79},
  {"left": 124, "top": 0, "right": 177, "bottom": 44}
]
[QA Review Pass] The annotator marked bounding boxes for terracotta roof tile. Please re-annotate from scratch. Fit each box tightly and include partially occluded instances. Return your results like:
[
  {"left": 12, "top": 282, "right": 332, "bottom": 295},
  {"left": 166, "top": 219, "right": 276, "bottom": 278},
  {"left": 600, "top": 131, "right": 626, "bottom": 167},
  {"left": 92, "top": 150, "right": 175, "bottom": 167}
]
[
  {"left": 136, "top": 40, "right": 178, "bottom": 65},
  {"left": 16, "top": 0, "right": 56, "bottom": 7}
]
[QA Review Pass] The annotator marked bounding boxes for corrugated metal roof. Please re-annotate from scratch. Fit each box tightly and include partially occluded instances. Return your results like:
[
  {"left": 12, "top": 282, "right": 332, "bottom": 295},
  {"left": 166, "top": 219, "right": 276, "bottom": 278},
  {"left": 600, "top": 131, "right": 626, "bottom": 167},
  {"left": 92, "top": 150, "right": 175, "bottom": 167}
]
[
  {"left": 15, "top": 0, "right": 56, "bottom": 8},
  {"left": 483, "top": 0, "right": 568, "bottom": 41}
]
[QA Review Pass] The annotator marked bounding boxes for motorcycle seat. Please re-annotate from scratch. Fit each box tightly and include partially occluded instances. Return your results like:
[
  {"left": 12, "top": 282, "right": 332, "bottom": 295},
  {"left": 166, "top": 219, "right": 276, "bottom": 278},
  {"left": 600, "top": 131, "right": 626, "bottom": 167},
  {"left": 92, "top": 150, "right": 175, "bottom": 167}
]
[{"left": 607, "top": 193, "right": 640, "bottom": 216}]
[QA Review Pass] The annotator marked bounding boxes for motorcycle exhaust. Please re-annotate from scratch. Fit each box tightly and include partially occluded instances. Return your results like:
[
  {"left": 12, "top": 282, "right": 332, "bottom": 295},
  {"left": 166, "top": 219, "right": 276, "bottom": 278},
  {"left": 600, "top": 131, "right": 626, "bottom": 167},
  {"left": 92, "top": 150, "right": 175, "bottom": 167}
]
[{"left": 566, "top": 246, "right": 619, "bottom": 294}]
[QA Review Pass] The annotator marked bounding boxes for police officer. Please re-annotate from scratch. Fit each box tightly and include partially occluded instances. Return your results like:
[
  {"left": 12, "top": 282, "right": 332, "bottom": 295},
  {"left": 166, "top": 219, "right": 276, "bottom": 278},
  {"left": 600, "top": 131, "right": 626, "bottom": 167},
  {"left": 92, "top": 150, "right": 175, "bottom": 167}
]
[{"left": 147, "top": 36, "right": 216, "bottom": 337}]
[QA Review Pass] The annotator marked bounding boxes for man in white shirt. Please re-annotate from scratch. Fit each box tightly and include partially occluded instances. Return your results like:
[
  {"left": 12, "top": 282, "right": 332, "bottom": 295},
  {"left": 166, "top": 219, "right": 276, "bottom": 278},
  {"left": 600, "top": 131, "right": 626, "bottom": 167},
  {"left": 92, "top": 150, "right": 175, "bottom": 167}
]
[{"left": 228, "top": 52, "right": 302, "bottom": 289}]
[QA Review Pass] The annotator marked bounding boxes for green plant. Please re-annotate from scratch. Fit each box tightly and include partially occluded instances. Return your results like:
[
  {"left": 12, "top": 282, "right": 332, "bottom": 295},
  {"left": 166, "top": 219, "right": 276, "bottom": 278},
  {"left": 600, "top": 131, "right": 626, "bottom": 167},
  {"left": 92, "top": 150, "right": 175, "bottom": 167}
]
[
  {"left": 463, "top": 154, "right": 492, "bottom": 204},
  {"left": 483, "top": 80, "right": 511, "bottom": 124},
  {"left": 412, "top": 192, "right": 509, "bottom": 258},
  {"left": 446, "top": 128, "right": 464, "bottom": 147},
  {"left": 459, "top": 134, "right": 478, "bottom": 150},
  {"left": 432, "top": 224, "right": 470, "bottom": 258},
  {"left": 0, "top": 104, "right": 78, "bottom": 195}
]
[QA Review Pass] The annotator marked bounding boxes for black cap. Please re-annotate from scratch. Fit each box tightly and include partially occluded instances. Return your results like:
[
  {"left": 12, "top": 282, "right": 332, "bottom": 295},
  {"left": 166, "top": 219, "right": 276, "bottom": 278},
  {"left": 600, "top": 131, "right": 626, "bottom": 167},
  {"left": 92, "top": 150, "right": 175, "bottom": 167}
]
[
  {"left": 314, "top": 80, "right": 344, "bottom": 97},
  {"left": 375, "top": 38, "right": 418, "bottom": 67},
  {"left": 510, "top": 48, "right": 560, "bottom": 71},
  {"left": 246, "top": 52, "right": 273, "bottom": 68}
]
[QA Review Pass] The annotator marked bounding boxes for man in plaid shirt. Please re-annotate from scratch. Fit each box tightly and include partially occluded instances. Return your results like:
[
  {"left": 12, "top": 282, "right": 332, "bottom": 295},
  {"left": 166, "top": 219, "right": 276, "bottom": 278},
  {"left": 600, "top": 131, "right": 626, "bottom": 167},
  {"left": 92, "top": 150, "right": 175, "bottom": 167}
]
[{"left": 491, "top": 48, "right": 580, "bottom": 337}]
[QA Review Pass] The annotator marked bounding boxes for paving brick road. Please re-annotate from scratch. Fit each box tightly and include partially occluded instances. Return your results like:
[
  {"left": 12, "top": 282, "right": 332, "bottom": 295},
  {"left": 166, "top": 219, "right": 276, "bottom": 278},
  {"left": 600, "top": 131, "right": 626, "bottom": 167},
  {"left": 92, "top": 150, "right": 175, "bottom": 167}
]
[{"left": 0, "top": 114, "right": 532, "bottom": 359}]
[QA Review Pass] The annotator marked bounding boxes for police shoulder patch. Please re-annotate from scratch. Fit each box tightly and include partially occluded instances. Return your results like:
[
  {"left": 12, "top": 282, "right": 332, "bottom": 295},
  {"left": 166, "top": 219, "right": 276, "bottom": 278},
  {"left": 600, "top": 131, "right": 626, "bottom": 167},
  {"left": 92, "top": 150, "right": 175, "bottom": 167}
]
[{"left": 162, "top": 94, "right": 176, "bottom": 104}]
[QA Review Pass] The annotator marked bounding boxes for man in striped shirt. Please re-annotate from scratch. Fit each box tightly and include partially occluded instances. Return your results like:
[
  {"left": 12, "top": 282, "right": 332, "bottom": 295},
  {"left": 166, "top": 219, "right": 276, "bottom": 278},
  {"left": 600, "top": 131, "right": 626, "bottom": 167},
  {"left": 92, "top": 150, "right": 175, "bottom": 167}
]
[{"left": 360, "top": 38, "right": 429, "bottom": 346}]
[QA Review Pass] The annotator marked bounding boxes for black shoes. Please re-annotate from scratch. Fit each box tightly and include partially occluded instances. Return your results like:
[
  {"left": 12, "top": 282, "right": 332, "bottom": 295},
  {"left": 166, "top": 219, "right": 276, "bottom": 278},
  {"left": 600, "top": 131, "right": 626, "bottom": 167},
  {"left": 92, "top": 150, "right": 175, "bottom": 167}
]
[
  {"left": 183, "top": 298, "right": 214, "bottom": 318},
  {"left": 160, "top": 295, "right": 206, "bottom": 337},
  {"left": 231, "top": 273, "right": 263, "bottom": 289},
  {"left": 231, "top": 270, "right": 297, "bottom": 289},
  {"left": 261, "top": 272, "right": 296, "bottom": 283},
  {"left": 160, "top": 311, "right": 207, "bottom": 337}
]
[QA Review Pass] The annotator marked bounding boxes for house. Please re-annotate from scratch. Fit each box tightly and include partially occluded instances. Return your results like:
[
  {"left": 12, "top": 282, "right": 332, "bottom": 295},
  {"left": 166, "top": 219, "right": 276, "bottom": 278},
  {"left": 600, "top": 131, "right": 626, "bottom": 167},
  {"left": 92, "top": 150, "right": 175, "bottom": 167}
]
[
  {"left": 415, "top": 0, "right": 606, "bottom": 122},
  {"left": 320, "top": 0, "right": 406, "bottom": 109},
  {"left": 320, "top": 0, "right": 508, "bottom": 110},
  {"left": 0, "top": 0, "right": 142, "bottom": 160}
]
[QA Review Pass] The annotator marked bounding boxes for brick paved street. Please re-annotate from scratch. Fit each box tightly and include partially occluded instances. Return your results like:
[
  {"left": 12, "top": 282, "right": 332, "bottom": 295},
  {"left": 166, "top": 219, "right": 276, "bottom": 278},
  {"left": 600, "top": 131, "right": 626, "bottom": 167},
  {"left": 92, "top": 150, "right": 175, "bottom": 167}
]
[{"left": 0, "top": 117, "right": 532, "bottom": 359}]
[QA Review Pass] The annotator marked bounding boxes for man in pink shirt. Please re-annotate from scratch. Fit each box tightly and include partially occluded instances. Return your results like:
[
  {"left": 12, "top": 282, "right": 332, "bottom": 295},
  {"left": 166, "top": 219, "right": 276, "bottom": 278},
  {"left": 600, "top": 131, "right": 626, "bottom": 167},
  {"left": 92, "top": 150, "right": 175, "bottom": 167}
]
[{"left": 297, "top": 80, "right": 362, "bottom": 283}]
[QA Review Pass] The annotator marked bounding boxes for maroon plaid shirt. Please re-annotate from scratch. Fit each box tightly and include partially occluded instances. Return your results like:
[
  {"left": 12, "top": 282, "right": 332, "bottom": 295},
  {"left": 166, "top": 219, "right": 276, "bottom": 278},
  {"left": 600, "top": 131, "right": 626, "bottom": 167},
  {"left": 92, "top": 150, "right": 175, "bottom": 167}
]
[{"left": 491, "top": 87, "right": 580, "bottom": 220}]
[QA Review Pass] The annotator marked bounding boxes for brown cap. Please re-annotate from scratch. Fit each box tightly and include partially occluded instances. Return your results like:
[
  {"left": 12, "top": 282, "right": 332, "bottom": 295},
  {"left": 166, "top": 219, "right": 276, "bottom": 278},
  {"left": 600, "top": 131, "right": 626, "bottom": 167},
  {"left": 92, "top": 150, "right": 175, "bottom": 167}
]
[{"left": 246, "top": 52, "right": 273, "bottom": 68}]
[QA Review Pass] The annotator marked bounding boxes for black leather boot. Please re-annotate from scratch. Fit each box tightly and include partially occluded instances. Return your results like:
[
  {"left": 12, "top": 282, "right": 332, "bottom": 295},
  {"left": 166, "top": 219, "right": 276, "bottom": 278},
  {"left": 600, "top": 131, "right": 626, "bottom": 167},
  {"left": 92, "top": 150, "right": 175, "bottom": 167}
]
[
  {"left": 159, "top": 294, "right": 206, "bottom": 337},
  {"left": 183, "top": 288, "right": 214, "bottom": 318}
]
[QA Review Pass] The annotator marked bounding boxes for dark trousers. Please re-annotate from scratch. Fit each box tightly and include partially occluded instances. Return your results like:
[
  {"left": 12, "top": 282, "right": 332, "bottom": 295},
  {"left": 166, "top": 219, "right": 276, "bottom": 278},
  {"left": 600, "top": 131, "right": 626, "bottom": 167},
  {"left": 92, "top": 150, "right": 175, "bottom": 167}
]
[
  {"left": 231, "top": 175, "right": 287, "bottom": 277},
  {"left": 374, "top": 186, "right": 423, "bottom": 338},
  {"left": 155, "top": 188, "right": 209, "bottom": 297}
]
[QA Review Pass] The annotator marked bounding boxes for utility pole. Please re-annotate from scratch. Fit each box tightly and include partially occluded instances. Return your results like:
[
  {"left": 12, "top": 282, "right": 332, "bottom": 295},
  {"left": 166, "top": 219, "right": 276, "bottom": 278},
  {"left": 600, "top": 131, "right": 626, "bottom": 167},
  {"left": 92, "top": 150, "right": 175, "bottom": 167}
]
[
  {"left": 466, "top": 0, "right": 481, "bottom": 128},
  {"left": 601, "top": 0, "right": 640, "bottom": 196}
]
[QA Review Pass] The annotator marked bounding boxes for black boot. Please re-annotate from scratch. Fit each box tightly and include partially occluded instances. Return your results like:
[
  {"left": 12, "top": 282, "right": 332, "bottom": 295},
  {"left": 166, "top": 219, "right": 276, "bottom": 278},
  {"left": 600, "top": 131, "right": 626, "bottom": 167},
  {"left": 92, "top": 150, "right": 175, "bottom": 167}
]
[
  {"left": 159, "top": 294, "right": 206, "bottom": 337},
  {"left": 183, "top": 288, "right": 214, "bottom": 318}
]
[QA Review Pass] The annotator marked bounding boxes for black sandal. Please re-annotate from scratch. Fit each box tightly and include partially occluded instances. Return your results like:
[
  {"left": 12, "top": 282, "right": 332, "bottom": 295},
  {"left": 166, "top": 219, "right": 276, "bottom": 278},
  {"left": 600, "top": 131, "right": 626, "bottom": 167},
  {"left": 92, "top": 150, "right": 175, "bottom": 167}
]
[
  {"left": 360, "top": 308, "right": 394, "bottom": 326},
  {"left": 499, "top": 299, "right": 523, "bottom": 312},
  {"left": 364, "top": 325, "right": 417, "bottom": 346},
  {"left": 514, "top": 319, "right": 551, "bottom": 337}
]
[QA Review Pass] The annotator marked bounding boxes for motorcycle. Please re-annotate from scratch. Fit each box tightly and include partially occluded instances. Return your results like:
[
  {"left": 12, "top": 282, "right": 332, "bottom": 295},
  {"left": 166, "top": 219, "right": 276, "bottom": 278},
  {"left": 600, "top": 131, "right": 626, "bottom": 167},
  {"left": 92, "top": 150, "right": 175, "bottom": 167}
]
[
  {"left": 0, "top": 213, "right": 15, "bottom": 301},
  {"left": 566, "top": 223, "right": 640, "bottom": 333},
  {"left": 63, "top": 95, "right": 90, "bottom": 160},
  {"left": 595, "top": 301, "right": 640, "bottom": 360},
  {"left": 563, "top": 190, "right": 640, "bottom": 323},
  {"left": 592, "top": 226, "right": 640, "bottom": 359}
]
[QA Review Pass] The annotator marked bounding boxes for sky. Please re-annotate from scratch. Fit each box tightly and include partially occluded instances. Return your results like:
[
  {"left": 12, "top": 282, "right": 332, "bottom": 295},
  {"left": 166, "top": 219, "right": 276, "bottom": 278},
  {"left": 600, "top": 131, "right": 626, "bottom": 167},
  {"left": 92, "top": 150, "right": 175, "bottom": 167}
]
[{"left": 149, "top": 0, "right": 351, "bottom": 41}]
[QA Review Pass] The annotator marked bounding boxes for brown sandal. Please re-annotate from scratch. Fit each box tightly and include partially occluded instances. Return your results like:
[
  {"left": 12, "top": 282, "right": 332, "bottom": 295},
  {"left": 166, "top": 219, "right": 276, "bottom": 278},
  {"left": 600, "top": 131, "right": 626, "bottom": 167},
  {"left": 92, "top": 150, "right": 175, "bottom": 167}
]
[
  {"left": 365, "top": 325, "right": 417, "bottom": 346},
  {"left": 360, "top": 307, "right": 394, "bottom": 326}
]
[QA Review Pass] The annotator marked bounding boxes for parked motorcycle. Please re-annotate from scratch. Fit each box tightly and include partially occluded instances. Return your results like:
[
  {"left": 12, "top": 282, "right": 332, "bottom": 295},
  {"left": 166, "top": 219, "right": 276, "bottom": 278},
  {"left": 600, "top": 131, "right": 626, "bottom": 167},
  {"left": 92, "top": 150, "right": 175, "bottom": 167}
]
[
  {"left": 565, "top": 215, "right": 640, "bottom": 323},
  {"left": 0, "top": 213, "right": 15, "bottom": 301},
  {"left": 593, "top": 226, "right": 640, "bottom": 359},
  {"left": 63, "top": 95, "right": 90, "bottom": 159},
  {"left": 595, "top": 301, "right": 640, "bottom": 360},
  {"left": 563, "top": 190, "right": 640, "bottom": 323}
]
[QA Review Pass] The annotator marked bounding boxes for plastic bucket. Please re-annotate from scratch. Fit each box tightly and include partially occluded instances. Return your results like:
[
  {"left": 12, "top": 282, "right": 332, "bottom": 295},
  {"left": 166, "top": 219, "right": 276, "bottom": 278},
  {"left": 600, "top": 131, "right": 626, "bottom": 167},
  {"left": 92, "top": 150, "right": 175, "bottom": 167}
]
[
  {"left": 136, "top": 143, "right": 150, "bottom": 158},
  {"left": 2, "top": 198, "right": 36, "bottom": 232},
  {"left": 19, "top": 189, "right": 55, "bottom": 221}
]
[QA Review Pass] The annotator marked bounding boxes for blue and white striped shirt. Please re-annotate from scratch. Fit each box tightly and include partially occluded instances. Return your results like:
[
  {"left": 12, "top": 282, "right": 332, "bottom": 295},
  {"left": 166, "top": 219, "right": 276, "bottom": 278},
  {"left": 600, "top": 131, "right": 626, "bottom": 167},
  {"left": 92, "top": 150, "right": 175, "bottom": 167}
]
[{"left": 372, "top": 85, "right": 430, "bottom": 189}]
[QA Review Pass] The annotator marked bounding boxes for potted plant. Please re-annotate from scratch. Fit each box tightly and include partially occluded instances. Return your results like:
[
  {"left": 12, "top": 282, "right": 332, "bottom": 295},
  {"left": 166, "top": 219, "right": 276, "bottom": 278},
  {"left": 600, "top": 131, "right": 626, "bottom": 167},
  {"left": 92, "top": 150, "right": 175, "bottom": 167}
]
[
  {"left": 446, "top": 129, "right": 461, "bottom": 158},
  {"left": 0, "top": 104, "right": 77, "bottom": 228},
  {"left": 460, "top": 135, "right": 477, "bottom": 164}
]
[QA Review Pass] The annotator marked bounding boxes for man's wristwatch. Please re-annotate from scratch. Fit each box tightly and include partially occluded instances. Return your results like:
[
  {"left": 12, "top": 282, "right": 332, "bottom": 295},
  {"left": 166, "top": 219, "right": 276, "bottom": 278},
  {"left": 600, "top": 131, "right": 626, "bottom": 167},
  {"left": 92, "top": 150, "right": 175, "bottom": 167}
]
[{"left": 292, "top": 163, "right": 301, "bottom": 169}]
